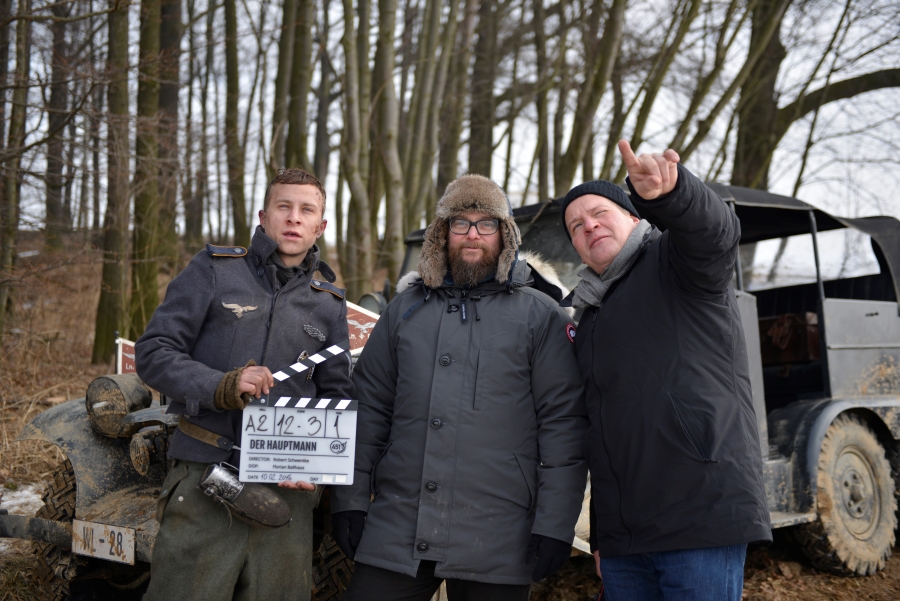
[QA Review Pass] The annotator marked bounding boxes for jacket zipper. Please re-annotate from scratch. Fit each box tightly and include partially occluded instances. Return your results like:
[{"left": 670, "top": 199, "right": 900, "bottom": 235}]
[{"left": 589, "top": 308, "right": 634, "bottom": 552}]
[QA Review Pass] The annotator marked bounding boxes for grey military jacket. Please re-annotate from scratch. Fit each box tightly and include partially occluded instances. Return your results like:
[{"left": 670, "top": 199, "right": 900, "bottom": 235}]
[
  {"left": 331, "top": 262, "right": 588, "bottom": 585},
  {"left": 135, "top": 226, "right": 353, "bottom": 465}
]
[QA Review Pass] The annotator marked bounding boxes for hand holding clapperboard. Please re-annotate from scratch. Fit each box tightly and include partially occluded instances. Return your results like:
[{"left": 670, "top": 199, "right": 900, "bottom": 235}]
[{"left": 237, "top": 302, "right": 379, "bottom": 486}]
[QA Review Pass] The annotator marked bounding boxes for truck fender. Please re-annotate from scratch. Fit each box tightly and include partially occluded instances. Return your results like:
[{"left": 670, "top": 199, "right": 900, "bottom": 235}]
[
  {"left": 782, "top": 397, "right": 900, "bottom": 513},
  {"left": 16, "top": 399, "right": 150, "bottom": 517}
]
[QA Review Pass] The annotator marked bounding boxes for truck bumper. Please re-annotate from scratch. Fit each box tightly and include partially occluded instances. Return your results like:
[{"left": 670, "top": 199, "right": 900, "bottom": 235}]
[{"left": 0, "top": 511, "right": 72, "bottom": 547}]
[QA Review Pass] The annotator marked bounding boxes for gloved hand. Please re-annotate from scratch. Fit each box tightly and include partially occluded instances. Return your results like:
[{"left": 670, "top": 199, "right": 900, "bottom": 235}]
[
  {"left": 214, "top": 360, "right": 257, "bottom": 410},
  {"left": 332, "top": 510, "right": 367, "bottom": 559},
  {"left": 526, "top": 533, "right": 571, "bottom": 582}
]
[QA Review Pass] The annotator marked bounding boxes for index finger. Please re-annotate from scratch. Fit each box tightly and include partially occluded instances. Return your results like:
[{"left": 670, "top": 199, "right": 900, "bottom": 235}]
[
  {"left": 259, "top": 366, "right": 275, "bottom": 388},
  {"left": 617, "top": 139, "right": 641, "bottom": 170}
]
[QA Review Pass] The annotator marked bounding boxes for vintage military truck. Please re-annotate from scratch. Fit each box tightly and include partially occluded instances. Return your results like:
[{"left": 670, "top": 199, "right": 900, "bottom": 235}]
[{"left": 3, "top": 183, "right": 900, "bottom": 600}]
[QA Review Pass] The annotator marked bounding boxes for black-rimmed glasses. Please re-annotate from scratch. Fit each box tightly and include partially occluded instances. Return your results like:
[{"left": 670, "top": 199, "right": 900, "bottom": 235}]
[{"left": 448, "top": 218, "right": 500, "bottom": 235}]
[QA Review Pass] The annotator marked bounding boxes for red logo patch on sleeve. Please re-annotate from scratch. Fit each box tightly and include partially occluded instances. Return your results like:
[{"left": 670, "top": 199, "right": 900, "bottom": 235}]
[{"left": 566, "top": 323, "right": 577, "bottom": 343}]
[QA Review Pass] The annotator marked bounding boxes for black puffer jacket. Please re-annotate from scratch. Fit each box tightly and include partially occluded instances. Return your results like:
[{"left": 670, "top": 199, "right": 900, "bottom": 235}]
[{"left": 572, "top": 165, "right": 771, "bottom": 557}]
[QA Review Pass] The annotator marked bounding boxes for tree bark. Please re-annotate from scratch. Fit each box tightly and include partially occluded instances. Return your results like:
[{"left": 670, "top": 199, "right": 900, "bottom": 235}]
[
  {"left": 183, "top": 0, "right": 204, "bottom": 250},
  {"left": 92, "top": 0, "right": 130, "bottom": 363},
  {"left": 158, "top": 0, "right": 182, "bottom": 268},
  {"left": 402, "top": 0, "right": 441, "bottom": 231},
  {"left": 468, "top": 0, "right": 498, "bottom": 176},
  {"left": 533, "top": 0, "right": 549, "bottom": 201},
  {"left": 270, "top": 0, "right": 299, "bottom": 175},
  {"left": 340, "top": 0, "right": 372, "bottom": 301},
  {"left": 45, "top": 4, "right": 69, "bottom": 250},
  {"left": 437, "top": 0, "right": 476, "bottom": 195},
  {"left": 224, "top": 0, "right": 249, "bottom": 245},
  {"left": 0, "top": 0, "right": 10, "bottom": 153},
  {"left": 375, "top": 0, "right": 406, "bottom": 283},
  {"left": 286, "top": 0, "right": 314, "bottom": 170},
  {"left": 312, "top": 0, "right": 332, "bottom": 180},
  {"left": 554, "top": 0, "right": 626, "bottom": 196},
  {"left": 0, "top": 0, "right": 31, "bottom": 342},
  {"left": 130, "top": 0, "right": 163, "bottom": 337}
]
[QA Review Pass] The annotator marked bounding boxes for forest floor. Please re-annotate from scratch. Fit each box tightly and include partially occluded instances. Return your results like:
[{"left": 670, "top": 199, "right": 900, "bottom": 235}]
[{"left": 2, "top": 233, "right": 900, "bottom": 600}]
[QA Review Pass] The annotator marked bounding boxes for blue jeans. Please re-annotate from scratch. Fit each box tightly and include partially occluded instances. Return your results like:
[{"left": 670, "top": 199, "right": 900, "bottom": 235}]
[{"left": 600, "top": 544, "right": 747, "bottom": 601}]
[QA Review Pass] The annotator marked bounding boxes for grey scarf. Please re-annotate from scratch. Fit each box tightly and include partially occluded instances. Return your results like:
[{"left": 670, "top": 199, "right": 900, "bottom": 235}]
[{"left": 572, "top": 219, "right": 652, "bottom": 309}]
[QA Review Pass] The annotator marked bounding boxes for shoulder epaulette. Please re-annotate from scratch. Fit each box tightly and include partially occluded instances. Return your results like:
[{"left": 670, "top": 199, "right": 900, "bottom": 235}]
[
  {"left": 310, "top": 279, "right": 346, "bottom": 300},
  {"left": 206, "top": 244, "right": 247, "bottom": 258}
]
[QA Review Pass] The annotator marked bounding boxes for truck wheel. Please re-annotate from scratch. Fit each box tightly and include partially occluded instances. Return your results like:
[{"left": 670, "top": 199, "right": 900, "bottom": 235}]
[
  {"left": 795, "top": 413, "right": 897, "bottom": 575},
  {"left": 311, "top": 533, "right": 355, "bottom": 600},
  {"left": 33, "top": 458, "right": 81, "bottom": 600},
  {"left": 33, "top": 459, "right": 149, "bottom": 600}
]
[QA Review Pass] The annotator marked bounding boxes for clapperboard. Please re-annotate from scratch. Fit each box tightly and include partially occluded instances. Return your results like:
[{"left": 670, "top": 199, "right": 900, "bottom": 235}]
[{"left": 238, "top": 341, "right": 358, "bottom": 485}]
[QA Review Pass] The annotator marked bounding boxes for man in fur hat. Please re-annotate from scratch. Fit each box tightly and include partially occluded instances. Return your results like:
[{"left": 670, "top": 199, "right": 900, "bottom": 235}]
[
  {"left": 561, "top": 141, "right": 770, "bottom": 600},
  {"left": 331, "top": 174, "right": 588, "bottom": 601}
]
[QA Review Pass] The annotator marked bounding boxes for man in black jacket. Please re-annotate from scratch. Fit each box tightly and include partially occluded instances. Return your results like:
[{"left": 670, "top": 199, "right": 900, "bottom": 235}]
[{"left": 560, "top": 140, "right": 771, "bottom": 601}]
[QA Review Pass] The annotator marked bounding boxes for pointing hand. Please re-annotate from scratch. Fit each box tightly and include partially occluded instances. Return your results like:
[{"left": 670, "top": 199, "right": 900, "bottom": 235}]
[{"left": 617, "top": 139, "right": 680, "bottom": 200}]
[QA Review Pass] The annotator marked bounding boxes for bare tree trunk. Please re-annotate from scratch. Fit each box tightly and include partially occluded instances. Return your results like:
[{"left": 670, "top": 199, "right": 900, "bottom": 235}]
[
  {"left": 600, "top": 60, "right": 624, "bottom": 180},
  {"left": 270, "top": 0, "right": 299, "bottom": 175},
  {"left": 0, "top": 0, "right": 31, "bottom": 341},
  {"left": 158, "top": 0, "right": 182, "bottom": 268},
  {"left": 375, "top": 0, "right": 406, "bottom": 283},
  {"left": 130, "top": 0, "right": 163, "bottom": 337},
  {"left": 224, "top": 0, "right": 249, "bottom": 245},
  {"left": 90, "top": 49, "right": 102, "bottom": 233},
  {"left": 194, "top": 0, "right": 215, "bottom": 246},
  {"left": 45, "top": 5, "right": 69, "bottom": 250},
  {"left": 403, "top": 0, "right": 441, "bottom": 232},
  {"left": 92, "top": 0, "right": 130, "bottom": 363},
  {"left": 468, "top": 0, "right": 498, "bottom": 176},
  {"left": 183, "top": 0, "right": 203, "bottom": 250},
  {"left": 533, "top": 0, "right": 549, "bottom": 200},
  {"left": 413, "top": 0, "right": 459, "bottom": 221},
  {"left": 63, "top": 117, "right": 77, "bottom": 228},
  {"left": 554, "top": 0, "right": 626, "bottom": 195},
  {"left": 437, "top": 0, "right": 476, "bottom": 195},
  {"left": 341, "top": 0, "right": 372, "bottom": 301},
  {"left": 312, "top": 0, "right": 333, "bottom": 179},
  {"left": 286, "top": 0, "right": 314, "bottom": 170},
  {"left": 0, "top": 0, "right": 10, "bottom": 152}
]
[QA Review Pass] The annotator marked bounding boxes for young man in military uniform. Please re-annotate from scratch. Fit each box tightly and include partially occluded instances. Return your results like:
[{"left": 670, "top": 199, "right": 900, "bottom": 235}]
[{"left": 136, "top": 168, "right": 353, "bottom": 601}]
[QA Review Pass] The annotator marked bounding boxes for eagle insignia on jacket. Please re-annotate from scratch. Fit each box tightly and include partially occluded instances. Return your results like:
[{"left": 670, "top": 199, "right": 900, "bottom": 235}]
[{"left": 222, "top": 302, "right": 258, "bottom": 318}]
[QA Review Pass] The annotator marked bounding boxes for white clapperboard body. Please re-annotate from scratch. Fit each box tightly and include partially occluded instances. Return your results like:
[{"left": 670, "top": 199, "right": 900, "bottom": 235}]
[{"left": 238, "top": 341, "right": 357, "bottom": 485}]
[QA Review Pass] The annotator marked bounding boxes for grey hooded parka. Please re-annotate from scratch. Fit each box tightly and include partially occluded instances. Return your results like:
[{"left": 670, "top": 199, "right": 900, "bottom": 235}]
[{"left": 331, "top": 259, "right": 588, "bottom": 585}]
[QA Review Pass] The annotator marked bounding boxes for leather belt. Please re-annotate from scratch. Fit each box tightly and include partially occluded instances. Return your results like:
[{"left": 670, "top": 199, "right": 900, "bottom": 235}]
[{"left": 178, "top": 418, "right": 240, "bottom": 451}]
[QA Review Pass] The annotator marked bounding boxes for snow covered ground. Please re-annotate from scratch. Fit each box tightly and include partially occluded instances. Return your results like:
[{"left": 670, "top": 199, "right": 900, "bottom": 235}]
[{"left": 0, "top": 484, "right": 43, "bottom": 555}]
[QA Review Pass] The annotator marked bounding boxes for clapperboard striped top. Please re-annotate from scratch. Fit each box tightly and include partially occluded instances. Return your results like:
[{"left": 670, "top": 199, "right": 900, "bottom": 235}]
[
  {"left": 248, "top": 397, "right": 358, "bottom": 410},
  {"left": 270, "top": 340, "right": 350, "bottom": 382}
]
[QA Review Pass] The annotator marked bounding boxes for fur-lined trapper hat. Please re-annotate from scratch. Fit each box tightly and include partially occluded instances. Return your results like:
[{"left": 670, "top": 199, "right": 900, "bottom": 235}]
[{"left": 417, "top": 174, "right": 521, "bottom": 288}]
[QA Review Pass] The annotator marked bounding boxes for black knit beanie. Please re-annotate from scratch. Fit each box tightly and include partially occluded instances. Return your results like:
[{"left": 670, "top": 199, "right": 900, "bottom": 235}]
[{"left": 559, "top": 180, "right": 639, "bottom": 239}]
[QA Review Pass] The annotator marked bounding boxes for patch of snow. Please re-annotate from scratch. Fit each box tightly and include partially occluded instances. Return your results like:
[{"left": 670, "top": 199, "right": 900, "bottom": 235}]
[{"left": 0, "top": 484, "right": 44, "bottom": 556}]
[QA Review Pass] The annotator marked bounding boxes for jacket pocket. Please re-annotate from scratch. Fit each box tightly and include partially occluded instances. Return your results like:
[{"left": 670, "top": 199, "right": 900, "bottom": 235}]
[
  {"left": 513, "top": 446, "right": 538, "bottom": 512},
  {"left": 474, "top": 349, "right": 491, "bottom": 411},
  {"left": 668, "top": 394, "right": 718, "bottom": 463},
  {"left": 370, "top": 439, "right": 394, "bottom": 498},
  {"left": 156, "top": 460, "right": 190, "bottom": 523}
]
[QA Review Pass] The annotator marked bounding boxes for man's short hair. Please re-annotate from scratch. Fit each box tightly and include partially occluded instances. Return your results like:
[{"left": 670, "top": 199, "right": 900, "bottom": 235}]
[{"left": 263, "top": 168, "right": 327, "bottom": 215}]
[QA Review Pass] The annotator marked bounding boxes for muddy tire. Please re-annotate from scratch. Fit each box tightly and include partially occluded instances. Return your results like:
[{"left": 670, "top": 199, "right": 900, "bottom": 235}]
[
  {"left": 312, "top": 533, "right": 355, "bottom": 600},
  {"left": 33, "top": 459, "right": 80, "bottom": 601},
  {"left": 795, "top": 414, "right": 897, "bottom": 575}
]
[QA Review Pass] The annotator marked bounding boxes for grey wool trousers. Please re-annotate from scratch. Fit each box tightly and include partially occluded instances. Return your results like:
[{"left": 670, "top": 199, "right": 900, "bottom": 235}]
[{"left": 143, "top": 460, "right": 320, "bottom": 601}]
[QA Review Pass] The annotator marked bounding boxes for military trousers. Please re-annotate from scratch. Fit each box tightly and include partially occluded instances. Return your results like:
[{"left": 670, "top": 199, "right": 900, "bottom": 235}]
[{"left": 143, "top": 460, "right": 320, "bottom": 601}]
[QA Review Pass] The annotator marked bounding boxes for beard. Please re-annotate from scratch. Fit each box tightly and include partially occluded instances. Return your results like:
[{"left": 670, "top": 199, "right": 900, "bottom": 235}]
[{"left": 448, "top": 240, "right": 502, "bottom": 287}]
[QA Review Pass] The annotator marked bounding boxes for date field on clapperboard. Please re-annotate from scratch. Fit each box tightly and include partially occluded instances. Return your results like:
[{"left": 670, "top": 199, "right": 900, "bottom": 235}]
[{"left": 238, "top": 397, "right": 357, "bottom": 485}]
